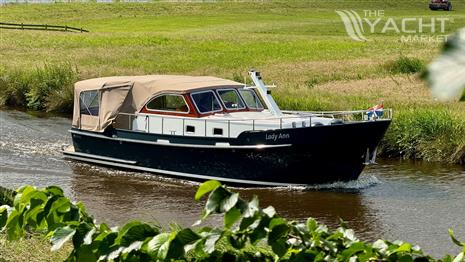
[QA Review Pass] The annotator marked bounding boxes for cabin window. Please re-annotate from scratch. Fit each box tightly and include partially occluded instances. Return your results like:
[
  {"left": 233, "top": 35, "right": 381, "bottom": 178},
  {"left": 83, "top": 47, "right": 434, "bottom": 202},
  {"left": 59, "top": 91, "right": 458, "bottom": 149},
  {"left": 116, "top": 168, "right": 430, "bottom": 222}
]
[
  {"left": 146, "top": 94, "right": 189, "bottom": 113},
  {"left": 238, "top": 89, "right": 264, "bottom": 110},
  {"left": 80, "top": 90, "right": 100, "bottom": 116},
  {"left": 191, "top": 90, "right": 222, "bottom": 114},
  {"left": 217, "top": 89, "right": 245, "bottom": 110},
  {"left": 213, "top": 128, "right": 223, "bottom": 136},
  {"left": 186, "top": 125, "right": 195, "bottom": 133}
]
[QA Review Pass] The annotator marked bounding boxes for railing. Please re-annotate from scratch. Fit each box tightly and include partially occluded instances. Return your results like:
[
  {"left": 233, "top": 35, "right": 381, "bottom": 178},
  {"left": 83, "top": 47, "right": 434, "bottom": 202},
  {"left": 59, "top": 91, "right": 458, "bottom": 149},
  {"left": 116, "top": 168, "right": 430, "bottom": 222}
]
[
  {"left": 0, "top": 22, "right": 89, "bottom": 33},
  {"left": 114, "top": 109, "right": 392, "bottom": 139},
  {"left": 283, "top": 108, "right": 393, "bottom": 122}
]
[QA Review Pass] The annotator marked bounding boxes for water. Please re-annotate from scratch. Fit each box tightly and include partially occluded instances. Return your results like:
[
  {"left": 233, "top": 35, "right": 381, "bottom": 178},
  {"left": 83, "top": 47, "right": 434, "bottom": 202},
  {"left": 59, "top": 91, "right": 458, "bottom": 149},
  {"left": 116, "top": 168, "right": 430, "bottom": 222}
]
[{"left": 1, "top": 110, "right": 464, "bottom": 257}]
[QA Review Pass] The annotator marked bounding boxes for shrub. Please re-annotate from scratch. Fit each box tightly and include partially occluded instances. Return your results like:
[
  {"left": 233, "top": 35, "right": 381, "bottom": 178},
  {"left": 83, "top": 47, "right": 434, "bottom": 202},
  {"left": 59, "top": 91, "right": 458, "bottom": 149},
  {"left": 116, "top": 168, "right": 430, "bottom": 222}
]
[
  {"left": 0, "top": 181, "right": 464, "bottom": 261},
  {"left": 0, "top": 63, "right": 78, "bottom": 112},
  {"left": 385, "top": 56, "right": 425, "bottom": 74},
  {"left": 380, "top": 109, "right": 465, "bottom": 162}
]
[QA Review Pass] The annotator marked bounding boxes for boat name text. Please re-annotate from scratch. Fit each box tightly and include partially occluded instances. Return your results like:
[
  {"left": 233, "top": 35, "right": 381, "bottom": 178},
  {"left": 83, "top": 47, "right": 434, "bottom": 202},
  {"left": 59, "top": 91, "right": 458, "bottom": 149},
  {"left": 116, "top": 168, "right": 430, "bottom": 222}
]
[{"left": 266, "top": 133, "right": 290, "bottom": 141}]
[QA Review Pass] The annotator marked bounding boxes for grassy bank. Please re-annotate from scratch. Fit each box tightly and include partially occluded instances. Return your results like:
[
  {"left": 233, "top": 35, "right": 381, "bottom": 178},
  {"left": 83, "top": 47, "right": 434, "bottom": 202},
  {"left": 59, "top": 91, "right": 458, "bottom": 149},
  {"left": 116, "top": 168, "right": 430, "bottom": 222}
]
[
  {"left": 0, "top": 1, "right": 464, "bottom": 163},
  {"left": 0, "top": 233, "right": 71, "bottom": 262}
]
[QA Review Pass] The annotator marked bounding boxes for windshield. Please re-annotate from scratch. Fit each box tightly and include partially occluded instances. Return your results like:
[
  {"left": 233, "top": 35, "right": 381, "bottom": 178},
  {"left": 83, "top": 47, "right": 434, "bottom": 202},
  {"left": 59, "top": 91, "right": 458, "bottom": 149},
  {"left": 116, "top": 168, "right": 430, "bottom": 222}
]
[
  {"left": 238, "top": 89, "right": 264, "bottom": 110},
  {"left": 191, "top": 91, "right": 222, "bottom": 114},
  {"left": 217, "top": 89, "right": 245, "bottom": 110}
]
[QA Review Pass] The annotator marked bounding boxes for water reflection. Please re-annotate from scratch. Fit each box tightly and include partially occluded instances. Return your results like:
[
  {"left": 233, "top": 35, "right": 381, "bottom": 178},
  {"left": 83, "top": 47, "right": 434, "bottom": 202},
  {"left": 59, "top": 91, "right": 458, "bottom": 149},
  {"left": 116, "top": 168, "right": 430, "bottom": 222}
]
[
  {"left": 69, "top": 164, "right": 204, "bottom": 227},
  {"left": 69, "top": 162, "right": 383, "bottom": 241}
]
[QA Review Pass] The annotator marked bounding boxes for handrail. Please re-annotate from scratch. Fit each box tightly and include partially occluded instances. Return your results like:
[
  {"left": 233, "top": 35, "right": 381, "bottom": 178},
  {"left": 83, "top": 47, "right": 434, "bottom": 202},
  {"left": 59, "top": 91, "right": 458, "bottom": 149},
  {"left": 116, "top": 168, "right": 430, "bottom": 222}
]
[
  {"left": 116, "top": 109, "right": 392, "bottom": 139},
  {"left": 0, "top": 22, "right": 89, "bottom": 33},
  {"left": 118, "top": 109, "right": 392, "bottom": 122}
]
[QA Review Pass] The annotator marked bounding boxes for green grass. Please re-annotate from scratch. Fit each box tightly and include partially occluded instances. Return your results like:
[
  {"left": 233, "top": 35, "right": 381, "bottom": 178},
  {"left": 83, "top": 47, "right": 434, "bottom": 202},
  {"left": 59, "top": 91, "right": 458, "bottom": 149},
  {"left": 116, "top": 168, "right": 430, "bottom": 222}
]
[
  {"left": 0, "top": 233, "right": 71, "bottom": 262},
  {"left": 0, "top": 0, "right": 464, "bottom": 163}
]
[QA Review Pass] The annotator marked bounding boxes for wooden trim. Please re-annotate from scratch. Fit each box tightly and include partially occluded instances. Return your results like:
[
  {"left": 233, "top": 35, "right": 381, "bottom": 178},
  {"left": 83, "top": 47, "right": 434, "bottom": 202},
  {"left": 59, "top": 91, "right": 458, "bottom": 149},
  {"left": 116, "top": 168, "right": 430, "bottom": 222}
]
[{"left": 140, "top": 88, "right": 264, "bottom": 118}]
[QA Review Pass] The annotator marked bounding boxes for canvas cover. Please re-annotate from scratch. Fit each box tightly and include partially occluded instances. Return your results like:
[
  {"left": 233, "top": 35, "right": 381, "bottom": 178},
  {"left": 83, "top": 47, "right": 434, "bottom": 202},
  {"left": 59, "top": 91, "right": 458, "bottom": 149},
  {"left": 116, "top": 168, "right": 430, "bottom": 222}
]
[{"left": 72, "top": 75, "right": 243, "bottom": 132}]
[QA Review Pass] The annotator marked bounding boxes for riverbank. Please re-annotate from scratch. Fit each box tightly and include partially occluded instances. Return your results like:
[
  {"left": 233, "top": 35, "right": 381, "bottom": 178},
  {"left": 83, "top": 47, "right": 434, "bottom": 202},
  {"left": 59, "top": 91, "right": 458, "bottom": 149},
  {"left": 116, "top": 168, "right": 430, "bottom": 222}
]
[{"left": 1, "top": 1, "right": 464, "bottom": 163}]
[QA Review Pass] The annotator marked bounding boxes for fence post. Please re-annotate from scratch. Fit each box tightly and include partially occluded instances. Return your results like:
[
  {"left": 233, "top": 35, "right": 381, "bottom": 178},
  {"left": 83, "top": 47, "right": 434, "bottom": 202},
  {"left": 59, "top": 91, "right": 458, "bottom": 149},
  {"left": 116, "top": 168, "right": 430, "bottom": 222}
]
[
  {"left": 65, "top": 25, "right": 68, "bottom": 32},
  {"left": 21, "top": 23, "right": 23, "bottom": 30}
]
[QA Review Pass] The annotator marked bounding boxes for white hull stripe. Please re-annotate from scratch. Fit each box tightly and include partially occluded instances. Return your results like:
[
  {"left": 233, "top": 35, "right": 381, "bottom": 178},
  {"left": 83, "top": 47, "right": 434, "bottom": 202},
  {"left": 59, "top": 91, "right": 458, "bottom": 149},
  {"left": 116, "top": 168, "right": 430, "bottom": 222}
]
[
  {"left": 64, "top": 150, "right": 137, "bottom": 164},
  {"left": 63, "top": 152, "right": 306, "bottom": 187},
  {"left": 69, "top": 129, "right": 292, "bottom": 149}
]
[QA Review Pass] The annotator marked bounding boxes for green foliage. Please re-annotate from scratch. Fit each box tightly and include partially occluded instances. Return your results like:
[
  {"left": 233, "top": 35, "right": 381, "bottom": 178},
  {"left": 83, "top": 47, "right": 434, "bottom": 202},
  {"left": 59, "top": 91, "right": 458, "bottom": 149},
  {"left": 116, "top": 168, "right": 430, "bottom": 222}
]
[
  {"left": 0, "top": 186, "right": 16, "bottom": 206},
  {"left": 1, "top": 182, "right": 464, "bottom": 262},
  {"left": 0, "top": 63, "right": 78, "bottom": 112},
  {"left": 380, "top": 109, "right": 465, "bottom": 163},
  {"left": 385, "top": 56, "right": 426, "bottom": 75}
]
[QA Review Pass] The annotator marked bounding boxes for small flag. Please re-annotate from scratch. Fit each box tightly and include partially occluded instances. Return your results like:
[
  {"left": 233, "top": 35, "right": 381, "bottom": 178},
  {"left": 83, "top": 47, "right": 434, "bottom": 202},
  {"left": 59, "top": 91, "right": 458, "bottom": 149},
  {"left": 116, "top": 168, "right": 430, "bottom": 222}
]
[{"left": 367, "top": 103, "right": 384, "bottom": 119}]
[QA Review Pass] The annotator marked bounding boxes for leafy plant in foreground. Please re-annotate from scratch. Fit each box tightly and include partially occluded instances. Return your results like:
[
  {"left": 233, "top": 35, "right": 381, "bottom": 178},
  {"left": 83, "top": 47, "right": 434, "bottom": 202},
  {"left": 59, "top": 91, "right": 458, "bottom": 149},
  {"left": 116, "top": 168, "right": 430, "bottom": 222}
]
[{"left": 0, "top": 181, "right": 464, "bottom": 261}]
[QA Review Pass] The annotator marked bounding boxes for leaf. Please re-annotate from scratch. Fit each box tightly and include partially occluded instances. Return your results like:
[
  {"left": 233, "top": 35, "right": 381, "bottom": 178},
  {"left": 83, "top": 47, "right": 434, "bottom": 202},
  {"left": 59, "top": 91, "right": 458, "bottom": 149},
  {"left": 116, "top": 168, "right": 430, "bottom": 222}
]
[
  {"left": 453, "top": 252, "right": 464, "bottom": 262},
  {"left": 269, "top": 217, "right": 287, "bottom": 230},
  {"left": 166, "top": 229, "right": 200, "bottom": 259},
  {"left": 175, "top": 228, "right": 200, "bottom": 245},
  {"left": 340, "top": 242, "right": 368, "bottom": 260},
  {"left": 262, "top": 206, "right": 276, "bottom": 218},
  {"left": 203, "top": 187, "right": 230, "bottom": 219},
  {"left": 51, "top": 226, "right": 76, "bottom": 251},
  {"left": 114, "top": 221, "right": 159, "bottom": 246},
  {"left": 271, "top": 239, "right": 288, "bottom": 257},
  {"left": 244, "top": 195, "right": 259, "bottom": 218},
  {"left": 449, "top": 229, "right": 465, "bottom": 247},
  {"left": 395, "top": 243, "right": 412, "bottom": 252},
  {"left": 45, "top": 186, "right": 64, "bottom": 197},
  {"left": 224, "top": 207, "right": 241, "bottom": 229},
  {"left": 204, "top": 232, "right": 221, "bottom": 254},
  {"left": 425, "top": 28, "right": 465, "bottom": 101},
  {"left": 307, "top": 217, "right": 318, "bottom": 232},
  {"left": 220, "top": 192, "right": 238, "bottom": 213},
  {"left": 83, "top": 227, "right": 96, "bottom": 245},
  {"left": 195, "top": 180, "right": 222, "bottom": 201},
  {"left": 5, "top": 210, "right": 22, "bottom": 240},
  {"left": 146, "top": 233, "right": 170, "bottom": 259},
  {"left": 268, "top": 224, "right": 289, "bottom": 243},
  {"left": 72, "top": 222, "right": 94, "bottom": 247},
  {"left": 122, "top": 240, "right": 143, "bottom": 254},
  {"left": 398, "top": 255, "right": 414, "bottom": 262},
  {"left": 0, "top": 205, "right": 10, "bottom": 229}
]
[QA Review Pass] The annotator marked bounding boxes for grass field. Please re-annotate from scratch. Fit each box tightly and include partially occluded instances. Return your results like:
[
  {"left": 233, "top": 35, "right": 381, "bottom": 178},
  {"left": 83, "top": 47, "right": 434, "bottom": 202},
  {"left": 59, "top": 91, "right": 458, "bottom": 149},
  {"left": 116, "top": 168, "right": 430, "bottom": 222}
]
[{"left": 1, "top": 0, "right": 465, "bottom": 163}]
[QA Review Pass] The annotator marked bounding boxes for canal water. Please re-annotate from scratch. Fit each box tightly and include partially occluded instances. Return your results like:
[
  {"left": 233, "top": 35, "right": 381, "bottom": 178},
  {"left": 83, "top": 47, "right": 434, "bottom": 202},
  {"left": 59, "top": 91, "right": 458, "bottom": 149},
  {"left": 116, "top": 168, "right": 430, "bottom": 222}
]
[{"left": 0, "top": 110, "right": 464, "bottom": 257}]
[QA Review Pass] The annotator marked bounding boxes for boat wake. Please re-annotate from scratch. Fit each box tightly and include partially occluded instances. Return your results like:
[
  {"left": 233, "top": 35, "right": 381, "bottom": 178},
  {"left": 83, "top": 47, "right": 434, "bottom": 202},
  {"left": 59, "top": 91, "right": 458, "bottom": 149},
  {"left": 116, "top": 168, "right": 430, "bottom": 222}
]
[{"left": 257, "top": 174, "right": 381, "bottom": 192}]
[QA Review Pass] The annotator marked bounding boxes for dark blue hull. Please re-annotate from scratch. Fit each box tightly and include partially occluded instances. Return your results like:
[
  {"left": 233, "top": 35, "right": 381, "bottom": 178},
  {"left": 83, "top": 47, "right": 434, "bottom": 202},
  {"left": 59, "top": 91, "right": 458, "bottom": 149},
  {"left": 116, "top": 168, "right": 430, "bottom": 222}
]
[{"left": 65, "top": 120, "right": 391, "bottom": 186}]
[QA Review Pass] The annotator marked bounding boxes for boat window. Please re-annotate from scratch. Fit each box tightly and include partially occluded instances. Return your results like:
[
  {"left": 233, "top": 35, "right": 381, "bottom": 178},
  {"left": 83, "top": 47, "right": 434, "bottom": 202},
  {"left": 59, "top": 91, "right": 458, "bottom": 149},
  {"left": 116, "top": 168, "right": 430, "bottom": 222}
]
[
  {"left": 80, "top": 90, "right": 99, "bottom": 116},
  {"left": 186, "top": 125, "right": 195, "bottom": 133},
  {"left": 146, "top": 94, "right": 189, "bottom": 113},
  {"left": 191, "top": 90, "right": 222, "bottom": 114},
  {"left": 238, "top": 89, "right": 264, "bottom": 110},
  {"left": 213, "top": 128, "right": 223, "bottom": 136},
  {"left": 217, "top": 89, "right": 245, "bottom": 110}
]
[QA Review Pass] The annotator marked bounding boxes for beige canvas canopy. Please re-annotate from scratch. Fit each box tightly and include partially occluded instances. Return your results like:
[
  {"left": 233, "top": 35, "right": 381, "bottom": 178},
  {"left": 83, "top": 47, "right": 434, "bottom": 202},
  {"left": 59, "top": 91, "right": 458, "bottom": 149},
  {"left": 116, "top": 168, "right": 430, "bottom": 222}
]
[{"left": 72, "top": 75, "right": 243, "bottom": 132}]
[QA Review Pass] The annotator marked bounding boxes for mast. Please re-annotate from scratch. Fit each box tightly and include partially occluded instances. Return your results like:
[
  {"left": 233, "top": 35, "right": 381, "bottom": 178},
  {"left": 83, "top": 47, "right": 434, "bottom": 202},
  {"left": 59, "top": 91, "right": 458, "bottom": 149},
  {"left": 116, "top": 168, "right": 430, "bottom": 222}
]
[{"left": 248, "top": 70, "right": 283, "bottom": 116}]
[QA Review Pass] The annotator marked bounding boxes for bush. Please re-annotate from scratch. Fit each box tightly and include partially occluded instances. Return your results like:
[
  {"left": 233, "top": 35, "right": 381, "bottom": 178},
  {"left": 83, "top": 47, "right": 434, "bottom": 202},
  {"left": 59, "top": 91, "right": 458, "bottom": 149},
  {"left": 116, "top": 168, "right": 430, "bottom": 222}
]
[
  {"left": 380, "top": 109, "right": 465, "bottom": 162},
  {"left": 385, "top": 56, "right": 425, "bottom": 74},
  {"left": 1, "top": 181, "right": 464, "bottom": 261},
  {"left": 0, "top": 63, "right": 78, "bottom": 112},
  {"left": 0, "top": 186, "right": 15, "bottom": 206}
]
